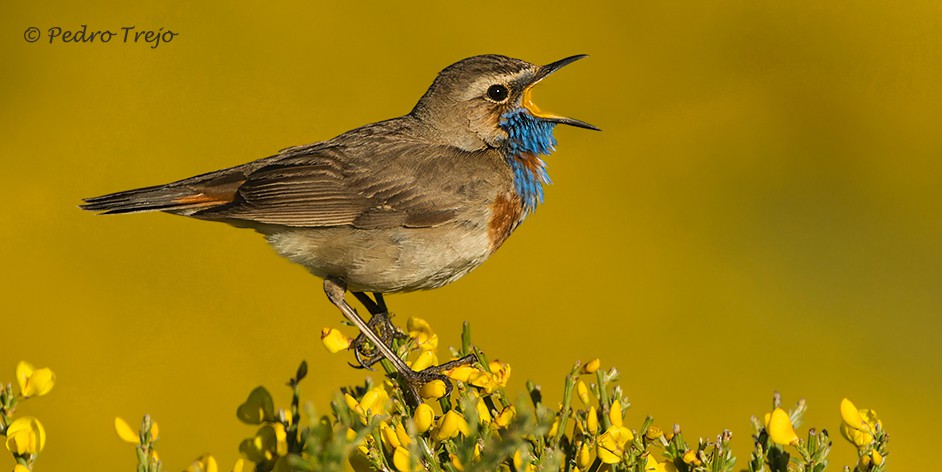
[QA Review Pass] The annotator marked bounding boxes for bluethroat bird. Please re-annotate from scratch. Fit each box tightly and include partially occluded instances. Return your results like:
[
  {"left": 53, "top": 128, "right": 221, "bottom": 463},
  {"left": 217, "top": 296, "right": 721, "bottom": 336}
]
[{"left": 82, "top": 54, "right": 598, "bottom": 405}]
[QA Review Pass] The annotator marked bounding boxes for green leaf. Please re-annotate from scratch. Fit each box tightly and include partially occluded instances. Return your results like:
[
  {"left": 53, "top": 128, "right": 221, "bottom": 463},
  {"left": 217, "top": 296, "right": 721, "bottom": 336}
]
[{"left": 237, "top": 386, "right": 275, "bottom": 424}]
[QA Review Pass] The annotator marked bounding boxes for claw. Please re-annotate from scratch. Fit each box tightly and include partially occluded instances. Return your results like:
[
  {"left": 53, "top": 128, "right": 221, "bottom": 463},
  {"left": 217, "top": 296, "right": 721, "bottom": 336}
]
[
  {"left": 349, "top": 341, "right": 388, "bottom": 370},
  {"left": 395, "top": 353, "right": 478, "bottom": 401},
  {"left": 346, "top": 309, "right": 404, "bottom": 369},
  {"left": 350, "top": 345, "right": 377, "bottom": 370}
]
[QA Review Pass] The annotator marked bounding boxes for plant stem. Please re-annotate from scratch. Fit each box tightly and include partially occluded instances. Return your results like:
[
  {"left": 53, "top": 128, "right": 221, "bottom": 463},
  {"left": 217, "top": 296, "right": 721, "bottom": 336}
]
[{"left": 554, "top": 365, "right": 578, "bottom": 450}]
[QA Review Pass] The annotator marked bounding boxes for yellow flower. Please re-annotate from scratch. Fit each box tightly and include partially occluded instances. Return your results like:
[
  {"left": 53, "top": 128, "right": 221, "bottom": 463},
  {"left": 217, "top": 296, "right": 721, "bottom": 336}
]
[
  {"left": 450, "top": 453, "right": 464, "bottom": 471},
  {"left": 16, "top": 361, "right": 55, "bottom": 398},
  {"left": 609, "top": 399, "right": 624, "bottom": 427},
  {"left": 444, "top": 362, "right": 510, "bottom": 394},
  {"left": 5, "top": 416, "right": 46, "bottom": 455},
  {"left": 380, "top": 421, "right": 401, "bottom": 449},
  {"left": 114, "top": 416, "right": 160, "bottom": 444},
  {"left": 513, "top": 449, "right": 538, "bottom": 471},
  {"left": 413, "top": 404, "right": 435, "bottom": 433},
  {"left": 356, "top": 386, "right": 390, "bottom": 420},
  {"left": 453, "top": 410, "right": 471, "bottom": 436},
  {"left": 643, "top": 455, "right": 659, "bottom": 471},
  {"left": 393, "top": 446, "right": 417, "bottom": 472},
  {"left": 576, "top": 380, "right": 591, "bottom": 405},
  {"left": 539, "top": 415, "right": 557, "bottom": 439},
  {"left": 115, "top": 416, "right": 139, "bottom": 443},
  {"left": 577, "top": 442, "right": 593, "bottom": 469},
  {"left": 419, "top": 380, "right": 447, "bottom": 400},
  {"left": 474, "top": 361, "right": 510, "bottom": 393},
  {"left": 645, "top": 425, "right": 663, "bottom": 440},
  {"left": 485, "top": 361, "right": 511, "bottom": 390},
  {"left": 596, "top": 425, "right": 633, "bottom": 464},
  {"left": 766, "top": 408, "right": 799, "bottom": 446},
  {"left": 444, "top": 365, "right": 476, "bottom": 383},
  {"left": 870, "top": 449, "right": 884, "bottom": 466},
  {"left": 840, "top": 423, "right": 873, "bottom": 447},
  {"left": 432, "top": 410, "right": 468, "bottom": 441},
  {"left": 346, "top": 428, "right": 370, "bottom": 455},
  {"left": 406, "top": 317, "right": 439, "bottom": 351},
  {"left": 187, "top": 454, "right": 218, "bottom": 472},
  {"left": 395, "top": 421, "right": 411, "bottom": 447},
  {"left": 475, "top": 397, "right": 492, "bottom": 424},
  {"left": 271, "top": 423, "right": 288, "bottom": 457},
  {"left": 682, "top": 449, "right": 701, "bottom": 466},
  {"left": 586, "top": 406, "right": 599, "bottom": 435},
  {"left": 644, "top": 454, "right": 677, "bottom": 472},
  {"left": 14, "top": 465, "right": 30, "bottom": 472},
  {"left": 411, "top": 351, "right": 438, "bottom": 372},
  {"left": 232, "top": 458, "right": 246, "bottom": 472},
  {"left": 839, "top": 398, "right": 881, "bottom": 448},
  {"left": 320, "top": 328, "right": 351, "bottom": 353},
  {"left": 840, "top": 398, "right": 864, "bottom": 429},
  {"left": 494, "top": 405, "right": 516, "bottom": 428},
  {"left": 583, "top": 358, "right": 601, "bottom": 374},
  {"left": 344, "top": 393, "right": 359, "bottom": 411}
]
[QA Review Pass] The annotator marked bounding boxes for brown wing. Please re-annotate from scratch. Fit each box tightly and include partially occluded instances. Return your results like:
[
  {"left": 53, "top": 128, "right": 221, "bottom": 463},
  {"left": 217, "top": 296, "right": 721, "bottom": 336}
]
[{"left": 192, "top": 142, "right": 467, "bottom": 229}]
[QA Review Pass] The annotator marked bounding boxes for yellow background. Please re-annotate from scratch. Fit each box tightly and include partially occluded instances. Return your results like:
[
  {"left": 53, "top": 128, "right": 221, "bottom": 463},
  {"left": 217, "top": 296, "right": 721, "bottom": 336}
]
[{"left": 3, "top": 1, "right": 940, "bottom": 469}]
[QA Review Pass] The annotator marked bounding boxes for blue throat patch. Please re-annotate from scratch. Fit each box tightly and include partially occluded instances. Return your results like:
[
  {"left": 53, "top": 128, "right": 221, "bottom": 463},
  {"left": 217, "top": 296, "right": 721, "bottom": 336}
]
[{"left": 499, "top": 108, "right": 558, "bottom": 214}]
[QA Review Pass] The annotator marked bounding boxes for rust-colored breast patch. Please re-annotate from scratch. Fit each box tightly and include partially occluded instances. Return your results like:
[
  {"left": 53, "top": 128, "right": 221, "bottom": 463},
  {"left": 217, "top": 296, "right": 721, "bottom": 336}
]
[
  {"left": 517, "top": 152, "right": 545, "bottom": 175},
  {"left": 488, "top": 192, "right": 524, "bottom": 251}
]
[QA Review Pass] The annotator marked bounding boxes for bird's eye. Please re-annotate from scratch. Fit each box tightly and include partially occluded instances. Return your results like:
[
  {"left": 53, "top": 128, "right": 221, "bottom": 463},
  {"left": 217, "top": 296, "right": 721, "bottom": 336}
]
[{"left": 486, "top": 84, "right": 509, "bottom": 102}]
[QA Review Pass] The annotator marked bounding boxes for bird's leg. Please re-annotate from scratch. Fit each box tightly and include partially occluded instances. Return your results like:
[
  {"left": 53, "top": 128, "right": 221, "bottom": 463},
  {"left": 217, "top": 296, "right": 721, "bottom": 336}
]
[
  {"left": 370, "top": 293, "right": 409, "bottom": 342},
  {"left": 325, "top": 277, "right": 422, "bottom": 403},
  {"left": 372, "top": 292, "right": 387, "bottom": 312},
  {"left": 351, "top": 291, "right": 381, "bottom": 314},
  {"left": 323, "top": 277, "right": 476, "bottom": 407}
]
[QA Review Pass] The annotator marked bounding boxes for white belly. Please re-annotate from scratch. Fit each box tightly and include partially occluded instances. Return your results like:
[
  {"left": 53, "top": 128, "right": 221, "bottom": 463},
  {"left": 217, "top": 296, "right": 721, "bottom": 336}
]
[{"left": 264, "top": 225, "right": 493, "bottom": 293}]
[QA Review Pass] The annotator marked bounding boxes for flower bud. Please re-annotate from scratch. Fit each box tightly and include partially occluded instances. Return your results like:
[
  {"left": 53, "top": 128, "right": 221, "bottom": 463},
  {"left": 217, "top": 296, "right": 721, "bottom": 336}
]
[
  {"left": 583, "top": 358, "right": 601, "bottom": 374},
  {"left": 419, "top": 380, "right": 447, "bottom": 400},
  {"left": 413, "top": 404, "right": 434, "bottom": 433}
]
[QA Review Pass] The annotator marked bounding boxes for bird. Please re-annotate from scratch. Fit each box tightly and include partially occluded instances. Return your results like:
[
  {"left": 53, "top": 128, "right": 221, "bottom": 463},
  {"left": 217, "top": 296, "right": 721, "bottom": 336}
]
[{"left": 81, "top": 54, "right": 598, "bottom": 405}]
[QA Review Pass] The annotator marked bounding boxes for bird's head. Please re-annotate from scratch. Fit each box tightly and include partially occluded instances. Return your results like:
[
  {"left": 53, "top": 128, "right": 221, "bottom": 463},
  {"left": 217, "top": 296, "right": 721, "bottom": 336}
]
[{"left": 411, "top": 54, "right": 599, "bottom": 152}]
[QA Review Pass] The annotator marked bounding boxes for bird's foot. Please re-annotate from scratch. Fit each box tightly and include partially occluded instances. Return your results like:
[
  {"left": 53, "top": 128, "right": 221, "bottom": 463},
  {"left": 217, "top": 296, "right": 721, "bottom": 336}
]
[
  {"left": 348, "top": 310, "right": 406, "bottom": 370},
  {"left": 395, "top": 354, "right": 478, "bottom": 407}
]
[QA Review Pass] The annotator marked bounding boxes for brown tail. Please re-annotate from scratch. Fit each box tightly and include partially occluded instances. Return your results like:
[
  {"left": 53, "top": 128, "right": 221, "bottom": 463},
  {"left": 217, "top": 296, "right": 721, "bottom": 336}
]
[
  {"left": 81, "top": 167, "right": 250, "bottom": 215},
  {"left": 81, "top": 184, "right": 227, "bottom": 214}
]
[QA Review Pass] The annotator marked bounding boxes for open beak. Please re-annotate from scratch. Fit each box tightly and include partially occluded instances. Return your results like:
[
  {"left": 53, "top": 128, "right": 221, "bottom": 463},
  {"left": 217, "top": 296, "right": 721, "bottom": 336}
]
[{"left": 521, "top": 54, "right": 600, "bottom": 131}]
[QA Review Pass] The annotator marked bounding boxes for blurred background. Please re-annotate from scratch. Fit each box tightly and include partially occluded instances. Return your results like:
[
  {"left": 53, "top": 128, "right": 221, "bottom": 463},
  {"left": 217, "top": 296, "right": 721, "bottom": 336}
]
[{"left": 3, "top": 1, "right": 940, "bottom": 469}]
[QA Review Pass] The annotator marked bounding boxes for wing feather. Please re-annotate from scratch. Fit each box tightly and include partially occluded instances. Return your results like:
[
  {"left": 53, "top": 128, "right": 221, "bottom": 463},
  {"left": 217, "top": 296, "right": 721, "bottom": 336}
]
[{"left": 192, "top": 141, "right": 474, "bottom": 229}]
